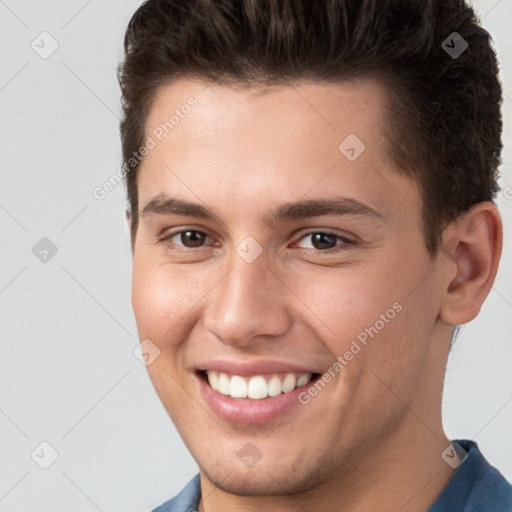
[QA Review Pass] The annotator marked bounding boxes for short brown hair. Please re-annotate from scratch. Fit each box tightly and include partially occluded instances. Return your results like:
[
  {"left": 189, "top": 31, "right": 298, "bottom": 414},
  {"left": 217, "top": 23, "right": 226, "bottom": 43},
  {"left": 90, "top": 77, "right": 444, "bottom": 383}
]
[{"left": 118, "top": 0, "right": 502, "bottom": 257}]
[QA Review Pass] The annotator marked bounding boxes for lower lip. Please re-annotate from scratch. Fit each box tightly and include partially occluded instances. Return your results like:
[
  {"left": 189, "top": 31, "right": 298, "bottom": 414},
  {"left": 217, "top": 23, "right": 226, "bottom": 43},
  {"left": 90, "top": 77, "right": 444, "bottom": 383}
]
[{"left": 197, "top": 373, "right": 314, "bottom": 424}]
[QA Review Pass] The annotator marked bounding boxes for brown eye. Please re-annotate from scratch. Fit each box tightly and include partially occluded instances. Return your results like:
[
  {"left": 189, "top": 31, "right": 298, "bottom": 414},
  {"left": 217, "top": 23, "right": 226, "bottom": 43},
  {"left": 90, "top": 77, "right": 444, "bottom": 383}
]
[
  {"left": 310, "top": 233, "right": 337, "bottom": 250},
  {"left": 178, "top": 230, "right": 207, "bottom": 247},
  {"left": 159, "top": 229, "right": 213, "bottom": 250},
  {"left": 294, "top": 231, "right": 355, "bottom": 254}
]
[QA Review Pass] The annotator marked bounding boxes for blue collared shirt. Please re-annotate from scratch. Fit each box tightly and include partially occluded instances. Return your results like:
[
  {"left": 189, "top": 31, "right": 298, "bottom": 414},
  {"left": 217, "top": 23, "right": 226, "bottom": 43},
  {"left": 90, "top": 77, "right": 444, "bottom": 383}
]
[{"left": 151, "top": 440, "right": 512, "bottom": 511}]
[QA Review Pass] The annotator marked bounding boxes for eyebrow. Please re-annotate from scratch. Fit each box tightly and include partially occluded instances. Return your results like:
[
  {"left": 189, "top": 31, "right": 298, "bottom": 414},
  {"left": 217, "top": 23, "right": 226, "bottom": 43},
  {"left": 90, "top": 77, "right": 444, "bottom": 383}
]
[{"left": 141, "top": 194, "right": 384, "bottom": 224}]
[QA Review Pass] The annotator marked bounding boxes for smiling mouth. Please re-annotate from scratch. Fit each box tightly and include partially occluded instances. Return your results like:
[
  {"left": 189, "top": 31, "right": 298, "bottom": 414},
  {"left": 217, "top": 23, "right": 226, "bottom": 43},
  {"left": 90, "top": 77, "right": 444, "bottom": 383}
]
[{"left": 198, "top": 370, "right": 321, "bottom": 400}]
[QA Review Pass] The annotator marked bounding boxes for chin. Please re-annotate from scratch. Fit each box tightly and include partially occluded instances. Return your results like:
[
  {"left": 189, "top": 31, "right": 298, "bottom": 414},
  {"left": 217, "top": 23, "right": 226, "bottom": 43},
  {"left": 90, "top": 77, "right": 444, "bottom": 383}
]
[{"left": 199, "top": 454, "right": 333, "bottom": 497}]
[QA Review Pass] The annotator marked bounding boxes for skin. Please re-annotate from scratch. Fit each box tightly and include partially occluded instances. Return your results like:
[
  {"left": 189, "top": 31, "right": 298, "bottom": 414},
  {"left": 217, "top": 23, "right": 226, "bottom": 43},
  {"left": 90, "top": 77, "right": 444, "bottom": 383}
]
[{"left": 129, "top": 78, "right": 502, "bottom": 511}]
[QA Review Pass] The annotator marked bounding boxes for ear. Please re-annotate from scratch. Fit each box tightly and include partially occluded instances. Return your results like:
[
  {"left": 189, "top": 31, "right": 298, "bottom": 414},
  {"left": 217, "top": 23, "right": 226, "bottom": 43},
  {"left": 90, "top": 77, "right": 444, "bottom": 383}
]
[
  {"left": 125, "top": 209, "right": 134, "bottom": 254},
  {"left": 439, "top": 201, "right": 502, "bottom": 326}
]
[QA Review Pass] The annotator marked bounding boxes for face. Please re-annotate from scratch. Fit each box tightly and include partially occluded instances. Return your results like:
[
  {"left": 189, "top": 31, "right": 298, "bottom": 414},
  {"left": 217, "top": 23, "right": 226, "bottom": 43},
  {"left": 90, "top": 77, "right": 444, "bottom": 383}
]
[{"left": 131, "top": 78, "right": 448, "bottom": 495}]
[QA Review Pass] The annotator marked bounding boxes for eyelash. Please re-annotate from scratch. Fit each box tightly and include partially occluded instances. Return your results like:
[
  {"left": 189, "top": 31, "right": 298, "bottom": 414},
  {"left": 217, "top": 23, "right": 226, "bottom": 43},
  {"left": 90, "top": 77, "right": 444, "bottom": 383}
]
[{"left": 158, "top": 229, "right": 356, "bottom": 255}]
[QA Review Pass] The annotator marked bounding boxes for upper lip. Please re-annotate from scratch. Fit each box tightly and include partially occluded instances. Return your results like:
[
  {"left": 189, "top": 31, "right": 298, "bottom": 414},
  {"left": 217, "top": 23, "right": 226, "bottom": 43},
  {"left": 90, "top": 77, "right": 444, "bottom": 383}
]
[{"left": 196, "top": 359, "right": 321, "bottom": 376}]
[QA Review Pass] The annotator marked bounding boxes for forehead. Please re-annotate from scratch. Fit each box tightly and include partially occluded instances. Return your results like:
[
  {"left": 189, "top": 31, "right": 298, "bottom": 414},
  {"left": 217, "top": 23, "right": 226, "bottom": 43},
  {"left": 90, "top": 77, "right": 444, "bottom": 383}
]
[
  {"left": 145, "top": 77, "right": 392, "bottom": 148},
  {"left": 138, "top": 78, "right": 419, "bottom": 227}
]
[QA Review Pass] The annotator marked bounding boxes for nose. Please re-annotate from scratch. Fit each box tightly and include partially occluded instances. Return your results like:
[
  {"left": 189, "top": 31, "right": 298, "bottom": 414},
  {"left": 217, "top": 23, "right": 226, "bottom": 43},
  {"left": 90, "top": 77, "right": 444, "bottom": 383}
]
[{"left": 202, "top": 249, "right": 293, "bottom": 348}]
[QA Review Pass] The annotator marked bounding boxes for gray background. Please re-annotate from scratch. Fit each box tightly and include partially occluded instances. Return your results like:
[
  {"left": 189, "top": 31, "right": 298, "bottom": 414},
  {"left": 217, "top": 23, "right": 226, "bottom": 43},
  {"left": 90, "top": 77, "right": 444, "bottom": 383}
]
[{"left": 1, "top": 1, "right": 511, "bottom": 511}]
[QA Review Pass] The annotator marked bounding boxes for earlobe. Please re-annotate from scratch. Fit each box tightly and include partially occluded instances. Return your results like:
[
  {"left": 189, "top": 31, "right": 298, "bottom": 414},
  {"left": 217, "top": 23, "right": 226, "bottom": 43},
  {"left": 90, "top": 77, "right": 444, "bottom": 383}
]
[{"left": 439, "top": 202, "right": 502, "bottom": 326}]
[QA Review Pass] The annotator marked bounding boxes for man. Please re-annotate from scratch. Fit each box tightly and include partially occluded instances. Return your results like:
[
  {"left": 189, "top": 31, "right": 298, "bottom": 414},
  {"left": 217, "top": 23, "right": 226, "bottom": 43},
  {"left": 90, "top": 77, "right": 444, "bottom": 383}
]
[{"left": 119, "top": 0, "right": 512, "bottom": 510}]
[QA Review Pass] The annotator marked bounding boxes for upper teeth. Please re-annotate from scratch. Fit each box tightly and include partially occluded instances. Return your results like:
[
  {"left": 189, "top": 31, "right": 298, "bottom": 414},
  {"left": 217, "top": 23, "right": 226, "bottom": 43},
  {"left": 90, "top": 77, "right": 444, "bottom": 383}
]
[{"left": 206, "top": 371, "right": 313, "bottom": 399}]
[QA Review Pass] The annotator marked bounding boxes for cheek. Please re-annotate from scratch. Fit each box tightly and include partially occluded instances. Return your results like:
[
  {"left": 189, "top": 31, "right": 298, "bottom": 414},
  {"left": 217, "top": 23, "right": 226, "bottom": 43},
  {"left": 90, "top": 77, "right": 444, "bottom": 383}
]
[
  {"left": 131, "top": 258, "right": 207, "bottom": 343},
  {"left": 339, "top": 279, "right": 437, "bottom": 412},
  {"left": 289, "top": 265, "right": 396, "bottom": 344},
  {"left": 298, "top": 260, "right": 431, "bottom": 384},
  {"left": 130, "top": 259, "right": 205, "bottom": 412}
]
